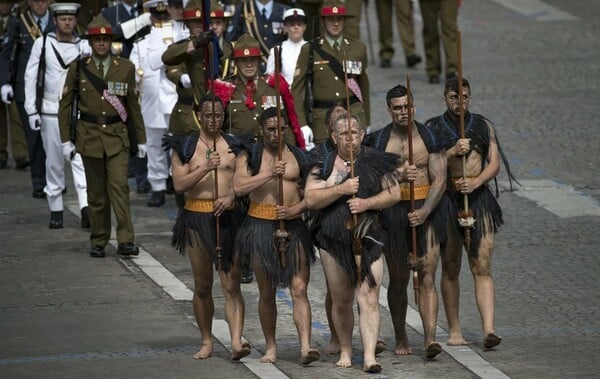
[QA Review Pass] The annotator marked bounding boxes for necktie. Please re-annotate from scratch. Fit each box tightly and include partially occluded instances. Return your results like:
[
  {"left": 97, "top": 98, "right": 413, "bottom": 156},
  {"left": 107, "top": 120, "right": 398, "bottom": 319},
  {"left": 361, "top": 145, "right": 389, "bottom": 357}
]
[
  {"left": 98, "top": 62, "right": 105, "bottom": 79},
  {"left": 261, "top": 8, "right": 267, "bottom": 19},
  {"left": 333, "top": 41, "right": 339, "bottom": 52},
  {"left": 245, "top": 80, "right": 256, "bottom": 110},
  {"left": 36, "top": 18, "right": 42, "bottom": 32},
  {"left": 131, "top": 7, "right": 137, "bottom": 18}
]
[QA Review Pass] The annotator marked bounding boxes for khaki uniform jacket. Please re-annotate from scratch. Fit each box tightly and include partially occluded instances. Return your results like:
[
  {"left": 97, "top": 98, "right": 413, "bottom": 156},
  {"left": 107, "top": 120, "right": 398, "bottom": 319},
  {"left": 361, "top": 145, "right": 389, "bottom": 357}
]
[
  {"left": 161, "top": 38, "right": 208, "bottom": 104},
  {"left": 59, "top": 56, "right": 146, "bottom": 158},
  {"left": 292, "top": 37, "right": 370, "bottom": 143}
]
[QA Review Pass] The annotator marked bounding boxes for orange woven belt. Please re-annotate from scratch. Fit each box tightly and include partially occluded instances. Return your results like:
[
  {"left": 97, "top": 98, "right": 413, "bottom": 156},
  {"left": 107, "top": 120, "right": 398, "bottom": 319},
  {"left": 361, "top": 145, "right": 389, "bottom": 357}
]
[
  {"left": 184, "top": 199, "right": 237, "bottom": 212},
  {"left": 247, "top": 201, "right": 301, "bottom": 220},
  {"left": 400, "top": 184, "right": 430, "bottom": 200}
]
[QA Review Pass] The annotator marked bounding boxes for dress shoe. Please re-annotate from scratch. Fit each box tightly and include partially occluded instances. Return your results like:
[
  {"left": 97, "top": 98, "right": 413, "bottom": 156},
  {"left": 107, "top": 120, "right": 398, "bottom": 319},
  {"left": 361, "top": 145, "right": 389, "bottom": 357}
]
[
  {"left": 49, "top": 211, "right": 63, "bottom": 229},
  {"left": 15, "top": 156, "right": 29, "bottom": 170},
  {"left": 428, "top": 75, "right": 440, "bottom": 84},
  {"left": 240, "top": 268, "right": 254, "bottom": 284},
  {"left": 147, "top": 190, "right": 165, "bottom": 207},
  {"left": 406, "top": 54, "right": 422, "bottom": 68},
  {"left": 380, "top": 58, "right": 391, "bottom": 68},
  {"left": 80, "top": 206, "right": 90, "bottom": 228},
  {"left": 32, "top": 190, "right": 46, "bottom": 199},
  {"left": 89, "top": 245, "right": 106, "bottom": 258},
  {"left": 116, "top": 242, "right": 139, "bottom": 257},
  {"left": 0, "top": 159, "right": 7, "bottom": 169}
]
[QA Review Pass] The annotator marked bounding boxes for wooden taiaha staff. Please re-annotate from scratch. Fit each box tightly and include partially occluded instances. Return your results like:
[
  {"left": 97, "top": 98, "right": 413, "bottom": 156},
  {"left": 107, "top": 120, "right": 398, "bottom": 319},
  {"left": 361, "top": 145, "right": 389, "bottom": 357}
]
[
  {"left": 272, "top": 46, "right": 290, "bottom": 270},
  {"left": 203, "top": 2, "right": 223, "bottom": 271},
  {"left": 342, "top": 51, "right": 361, "bottom": 283},
  {"left": 406, "top": 75, "right": 419, "bottom": 306},
  {"left": 456, "top": 30, "right": 475, "bottom": 250}
]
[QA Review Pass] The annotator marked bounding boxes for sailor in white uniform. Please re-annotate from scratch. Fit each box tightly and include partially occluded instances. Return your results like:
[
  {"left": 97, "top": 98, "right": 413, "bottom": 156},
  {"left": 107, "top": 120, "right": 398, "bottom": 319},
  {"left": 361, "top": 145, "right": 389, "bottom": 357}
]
[
  {"left": 130, "top": 0, "right": 178, "bottom": 207},
  {"left": 24, "top": 2, "right": 91, "bottom": 229}
]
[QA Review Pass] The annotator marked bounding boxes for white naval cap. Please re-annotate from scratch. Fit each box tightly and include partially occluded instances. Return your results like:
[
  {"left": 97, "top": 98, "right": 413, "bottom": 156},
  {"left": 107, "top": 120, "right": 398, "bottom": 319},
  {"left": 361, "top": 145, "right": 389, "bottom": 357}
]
[
  {"left": 49, "top": 2, "right": 81, "bottom": 16},
  {"left": 144, "top": 0, "right": 169, "bottom": 11},
  {"left": 283, "top": 8, "right": 306, "bottom": 23}
]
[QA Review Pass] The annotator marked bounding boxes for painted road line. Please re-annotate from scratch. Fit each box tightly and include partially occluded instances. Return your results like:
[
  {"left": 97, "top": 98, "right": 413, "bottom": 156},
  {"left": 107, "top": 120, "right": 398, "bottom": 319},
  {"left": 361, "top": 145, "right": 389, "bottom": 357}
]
[
  {"left": 127, "top": 243, "right": 510, "bottom": 378},
  {"left": 499, "top": 180, "right": 600, "bottom": 218},
  {"left": 378, "top": 287, "right": 511, "bottom": 379},
  {"left": 490, "top": 0, "right": 578, "bottom": 21}
]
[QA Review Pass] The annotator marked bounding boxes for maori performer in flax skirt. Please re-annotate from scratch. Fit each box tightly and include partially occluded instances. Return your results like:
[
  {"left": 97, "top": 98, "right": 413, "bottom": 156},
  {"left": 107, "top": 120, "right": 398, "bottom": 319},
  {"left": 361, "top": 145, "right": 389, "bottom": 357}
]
[
  {"left": 165, "top": 94, "right": 250, "bottom": 361},
  {"left": 425, "top": 76, "right": 518, "bottom": 349},
  {"left": 304, "top": 113, "right": 401, "bottom": 373},
  {"left": 232, "top": 107, "right": 319, "bottom": 365}
]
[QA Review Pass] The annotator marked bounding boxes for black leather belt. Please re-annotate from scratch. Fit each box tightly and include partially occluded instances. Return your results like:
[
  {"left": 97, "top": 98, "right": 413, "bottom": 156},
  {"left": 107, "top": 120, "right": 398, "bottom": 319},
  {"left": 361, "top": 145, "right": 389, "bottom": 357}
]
[
  {"left": 80, "top": 112, "right": 121, "bottom": 125},
  {"left": 178, "top": 96, "right": 194, "bottom": 106},
  {"left": 313, "top": 96, "right": 360, "bottom": 109}
]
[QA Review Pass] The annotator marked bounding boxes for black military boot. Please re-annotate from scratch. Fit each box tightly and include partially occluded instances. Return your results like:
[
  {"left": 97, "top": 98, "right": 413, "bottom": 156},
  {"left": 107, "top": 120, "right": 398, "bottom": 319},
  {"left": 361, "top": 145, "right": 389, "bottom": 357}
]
[
  {"left": 147, "top": 190, "right": 165, "bottom": 207},
  {"left": 49, "top": 211, "right": 63, "bottom": 229},
  {"left": 80, "top": 206, "right": 90, "bottom": 228}
]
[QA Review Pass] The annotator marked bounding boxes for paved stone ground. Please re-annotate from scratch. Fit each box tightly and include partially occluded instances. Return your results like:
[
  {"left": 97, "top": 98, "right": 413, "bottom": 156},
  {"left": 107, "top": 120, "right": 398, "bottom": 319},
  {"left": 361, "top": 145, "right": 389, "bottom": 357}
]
[{"left": 1, "top": 1, "right": 598, "bottom": 378}]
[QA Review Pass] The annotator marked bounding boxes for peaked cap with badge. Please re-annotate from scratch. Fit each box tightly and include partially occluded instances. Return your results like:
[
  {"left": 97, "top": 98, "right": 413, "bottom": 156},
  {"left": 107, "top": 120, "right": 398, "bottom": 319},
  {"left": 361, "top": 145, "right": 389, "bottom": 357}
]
[
  {"left": 320, "top": 0, "right": 355, "bottom": 18},
  {"left": 232, "top": 33, "right": 262, "bottom": 58}
]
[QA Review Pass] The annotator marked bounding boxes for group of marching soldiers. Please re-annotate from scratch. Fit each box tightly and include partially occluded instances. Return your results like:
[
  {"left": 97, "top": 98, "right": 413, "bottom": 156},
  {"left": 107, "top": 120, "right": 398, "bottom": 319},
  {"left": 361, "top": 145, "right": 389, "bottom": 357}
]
[{"left": 0, "top": 0, "right": 517, "bottom": 374}]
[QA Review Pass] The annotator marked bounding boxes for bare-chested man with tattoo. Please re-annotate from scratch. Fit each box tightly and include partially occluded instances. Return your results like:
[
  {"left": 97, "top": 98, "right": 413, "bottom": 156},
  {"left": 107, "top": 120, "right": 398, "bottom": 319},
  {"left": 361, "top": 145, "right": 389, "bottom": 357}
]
[
  {"left": 165, "top": 95, "right": 250, "bottom": 361},
  {"left": 359, "top": 84, "right": 450, "bottom": 359},
  {"left": 427, "top": 76, "right": 516, "bottom": 349},
  {"left": 305, "top": 114, "right": 401, "bottom": 373},
  {"left": 233, "top": 107, "right": 319, "bottom": 365}
]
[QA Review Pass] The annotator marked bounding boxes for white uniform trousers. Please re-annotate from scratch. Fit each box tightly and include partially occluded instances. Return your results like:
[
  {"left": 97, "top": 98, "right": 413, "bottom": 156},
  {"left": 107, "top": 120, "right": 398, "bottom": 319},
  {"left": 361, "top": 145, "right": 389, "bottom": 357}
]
[
  {"left": 146, "top": 115, "right": 170, "bottom": 192},
  {"left": 41, "top": 114, "right": 88, "bottom": 212}
]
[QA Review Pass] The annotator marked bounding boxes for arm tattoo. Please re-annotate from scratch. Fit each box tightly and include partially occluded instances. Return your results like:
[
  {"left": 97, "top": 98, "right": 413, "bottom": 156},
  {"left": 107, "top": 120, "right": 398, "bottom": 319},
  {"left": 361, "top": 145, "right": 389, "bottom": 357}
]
[{"left": 421, "top": 152, "right": 447, "bottom": 215}]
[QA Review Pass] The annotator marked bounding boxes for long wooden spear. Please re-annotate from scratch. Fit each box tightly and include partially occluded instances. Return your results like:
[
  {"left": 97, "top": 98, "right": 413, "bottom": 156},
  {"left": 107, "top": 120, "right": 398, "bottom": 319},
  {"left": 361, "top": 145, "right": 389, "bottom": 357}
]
[
  {"left": 456, "top": 30, "right": 475, "bottom": 250},
  {"left": 342, "top": 50, "right": 361, "bottom": 283},
  {"left": 406, "top": 75, "right": 419, "bottom": 306},
  {"left": 204, "top": 0, "right": 222, "bottom": 271},
  {"left": 272, "top": 46, "right": 290, "bottom": 270}
]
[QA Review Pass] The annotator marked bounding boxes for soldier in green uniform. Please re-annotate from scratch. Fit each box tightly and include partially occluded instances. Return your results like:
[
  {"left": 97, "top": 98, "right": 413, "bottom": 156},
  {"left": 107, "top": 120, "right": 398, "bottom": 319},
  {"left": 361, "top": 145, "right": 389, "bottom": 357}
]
[
  {"left": 161, "top": 0, "right": 212, "bottom": 104},
  {"left": 223, "top": 33, "right": 296, "bottom": 146},
  {"left": 0, "top": 0, "right": 28, "bottom": 169},
  {"left": 292, "top": 0, "right": 369, "bottom": 145},
  {"left": 418, "top": 0, "right": 458, "bottom": 83},
  {"left": 58, "top": 15, "right": 147, "bottom": 258},
  {"left": 375, "top": 0, "right": 422, "bottom": 68}
]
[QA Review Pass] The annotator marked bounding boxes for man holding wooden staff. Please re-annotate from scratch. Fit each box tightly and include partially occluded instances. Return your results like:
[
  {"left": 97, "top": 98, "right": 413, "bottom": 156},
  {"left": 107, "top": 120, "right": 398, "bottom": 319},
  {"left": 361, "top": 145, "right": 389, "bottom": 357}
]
[
  {"left": 428, "top": 76, "right": 516, "bottom": 349},
  {"left": 232, "top": 106, "right": 319, "bottom": 365},
  {"left": 305, "top": 114, "right": 401, "bottom": 372},
  {"left": 165, "top": 94, "right": 250, "bottom": 361},
  {"left": 358, "top": 84, "right": 450, "bottom": 359}
]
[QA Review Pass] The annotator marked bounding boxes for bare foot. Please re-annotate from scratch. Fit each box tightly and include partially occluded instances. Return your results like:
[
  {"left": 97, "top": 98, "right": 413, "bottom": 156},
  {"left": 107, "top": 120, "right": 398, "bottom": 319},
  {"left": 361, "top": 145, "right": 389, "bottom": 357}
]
[
  {"left": 301, "top": 349, "right": 320, "bottom": 365},
  {"left": 447, "top": 332, "right": 469, "bottom": 346},
  {"left": 335, "top": 350, "right": 352, "bottom": 368},
  {"left": 324, "top": 340, "right": 340, "bottom": 355},
  {"left": 363, "top": 363, "right": 382, "bottom": 373},
  {"left": 425, "top": 341, "right": 442, "bottom": 359},
  {"left": 483, "top": 332, "right": 502, "bottom": 349},
  {"left": 394, "top": 342, "right": 413, "bottom": 355},
  {"left": 193, "top": 343, "right": 212, "bottom": 359},
  {"left": 232, "top": 342, "right": 251, "bottom": 361},
  {"left": 260, "top": 346, "right": 277, "bottom": 363},
  {"left": 375, "top": 339, "right": 386, "bottom": 355}
]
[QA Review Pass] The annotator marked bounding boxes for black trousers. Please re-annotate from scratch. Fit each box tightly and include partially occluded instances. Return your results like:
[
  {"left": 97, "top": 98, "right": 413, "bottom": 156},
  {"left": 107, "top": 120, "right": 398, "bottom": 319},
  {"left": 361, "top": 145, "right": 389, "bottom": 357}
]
[{"left": 17, "top": 101, "right": 46, "bottom": 192}]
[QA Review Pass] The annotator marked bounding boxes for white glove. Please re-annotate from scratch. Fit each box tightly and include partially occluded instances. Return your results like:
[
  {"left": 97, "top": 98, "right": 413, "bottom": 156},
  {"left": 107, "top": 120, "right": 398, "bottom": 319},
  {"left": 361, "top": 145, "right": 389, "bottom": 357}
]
[
  {"left": 1, "top": 84, "right": 14, "bottom": 104},
  {"left": 137, "top": 143, "right": 147, "bottom": 158},
  {"left": 28, "top": 114, "right": 41, "bottom": 131},
  {"left": 180, "top": 74, "right": 192, "bottom": 89},
  {"left": 301, "top": 125, "right": 315, "bottom": 151},
  {"left": 120, "top": 12, "right": 152, "bottom": 39},
  {"left": 62, "top": 141, "right": 76, "bottom": 161}
]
